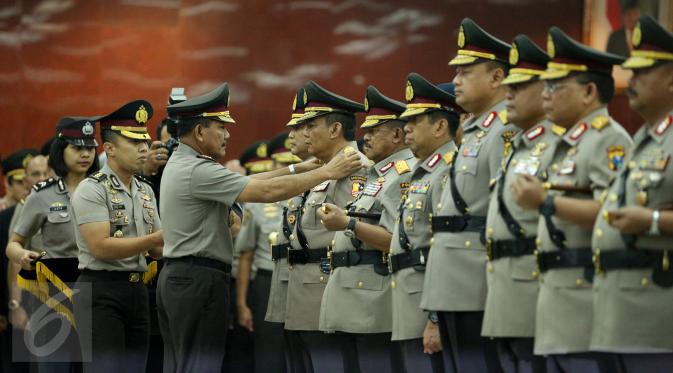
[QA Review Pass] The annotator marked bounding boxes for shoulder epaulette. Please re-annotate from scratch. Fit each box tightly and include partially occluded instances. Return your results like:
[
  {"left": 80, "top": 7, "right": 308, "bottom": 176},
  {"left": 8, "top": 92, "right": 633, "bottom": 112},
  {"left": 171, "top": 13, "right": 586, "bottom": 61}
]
[
  {"left": 443, "top": 151, "right": 455, "bottom": 166},
  {"left": 88, "top": 171, "right": 107, "bottom": 182},
  {"left": 134, "top": 174, "right": 153, "bottom": 187},
  {"left": 197, "top": 154, "right": 215, "bottom": 161},
  {"left": 498, "top": 109, "right": 508, "bottom": 124},
  {"left": 591, "top": 116, "right": 610, "bottom": 131},
  {"left": 395, "top": 160, "right": 411, "bottom": 175},
  {"left": 32, "top": 178, "right": 57, "bottom": 192},
  {"left": 551, "top": 124, "right": 567, "bottom": 136}
]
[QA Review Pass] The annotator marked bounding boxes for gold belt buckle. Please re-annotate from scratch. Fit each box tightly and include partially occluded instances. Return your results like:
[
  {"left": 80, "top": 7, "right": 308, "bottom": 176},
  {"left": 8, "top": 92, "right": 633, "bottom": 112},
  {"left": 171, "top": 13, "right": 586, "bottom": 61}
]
[{"left": 129, "top": 272, "right": 140, "bottom": 283}]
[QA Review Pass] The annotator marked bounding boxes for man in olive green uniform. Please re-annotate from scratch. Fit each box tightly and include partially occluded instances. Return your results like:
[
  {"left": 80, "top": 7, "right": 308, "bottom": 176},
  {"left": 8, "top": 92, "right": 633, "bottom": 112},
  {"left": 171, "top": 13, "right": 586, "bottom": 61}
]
[
  {"left": 590, "top": 16, "right": 673, "bottom": 372},
  {"left": 480, "top": 35, "right": 558, "bottom": 373},
  {"left": 512, "top": 27, "right": 632, "bottom": 372},
  {"left": 423, "top": 18, "right": 511, "bottom": 373},
  {"left": 158, "top": 82, "right": 362, "bottom": 373},
  {"left": 388, "top": 73, "right": 462, "bottom": 373},
  {"left": 317, "top": 85, "right": 414, "bottom": 373},
  {"left": 282, "top": 80, "right": 370, "bottom": 373},
  {"left": 236, "top": 138, "right": 286, "bottom": 373},
  {"left": 72, "top": 101, "right": 163, "bottom": 373}
]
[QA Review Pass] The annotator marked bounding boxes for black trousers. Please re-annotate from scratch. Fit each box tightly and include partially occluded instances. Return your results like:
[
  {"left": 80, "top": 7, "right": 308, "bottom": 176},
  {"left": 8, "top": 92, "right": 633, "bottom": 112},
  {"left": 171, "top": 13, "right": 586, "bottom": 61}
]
[
  {"left": 396, "top": 338, "right": 445, "bottom": 373},
  {"left": 157, "top": 260, "right": 230, "bottom": 373},
  {"left": 349, "top": 332, "right": 402, "bottom": 373},
  {"left": 438, "top": 311, "right": 502, "bottom": 373},
  {"left": 251, "top": 270, "right": 286, "bottom": 373},
  {"left": 74, "top": 273, "right": 149, "bottom": 373},
  {"left": 546, "top": 352, "right": 620, "bottom": 373},
  {"left": 223, "top": 277, "right": 254, "bottom": 373},
  {"left": 494, "top": 338, "right": 546, "bottom": 373},
  {"left": 618, "top": 353, "right": 673, "bottom": 373},
  {"left": 285, "top": 330, "right": 308, "bottom": 373}
]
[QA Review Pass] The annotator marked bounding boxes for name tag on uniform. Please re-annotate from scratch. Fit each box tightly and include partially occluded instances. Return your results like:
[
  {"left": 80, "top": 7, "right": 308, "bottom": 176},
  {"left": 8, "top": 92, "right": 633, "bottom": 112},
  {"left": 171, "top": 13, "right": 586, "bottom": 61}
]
[
  {"left": 409, "top": 181, "right": 430, "bottom": 194},
  {"left": 312, "top": 181, "right": 330, "bottom": 192},
  {"left": 49, "top": 205, "right": 67, "bottom": 212},
  {"left": 362, "top": 182, "right": 383, "bottom": 197},
  {"left": 112, "top": 204, "right": 125, "bottom": 210},
  {"left": 513, "top": 157, "right": 541, "bottom": 176}
]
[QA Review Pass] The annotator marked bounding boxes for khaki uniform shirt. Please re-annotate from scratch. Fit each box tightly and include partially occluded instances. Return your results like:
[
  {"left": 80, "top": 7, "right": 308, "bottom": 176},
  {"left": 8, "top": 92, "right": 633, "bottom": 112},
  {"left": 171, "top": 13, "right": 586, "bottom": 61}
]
[
  {"left": 590, "top": 110, "right": 673, "bottom": 353},
  {"left": 15, "top": 178, "right": 77, "bottom": 258},
  {"left": 265, "top": 195, "right": 304, "bottom": 323},
  {"left": 481, "top": 121, "right": 564, "bottom": 338},
  {"left": 390, "top": 141, "right": 454, "bottom": 341},
  {"left": 534, "top": 107, "right": 632, "bottom": 354},
  {"left": 10, "top": 201, "right": 43, "bottom": 253},
  {"left": 235, "top": 202, "right": 282, "bottom": 272},
  {"left": 422, "top": 101, "right": 511, "bottom": 312},
  {"left": 72, "top": 164, "right": 161, "bottom": 271},
  {"left": 319, "top": 148, "right": 415, "bottom": 334},
  {"left": 284, "top": 143, "right": 370, "bottom": 331},
  {"left": 160, "top": 143, "right": 250, "bottom": 264}
]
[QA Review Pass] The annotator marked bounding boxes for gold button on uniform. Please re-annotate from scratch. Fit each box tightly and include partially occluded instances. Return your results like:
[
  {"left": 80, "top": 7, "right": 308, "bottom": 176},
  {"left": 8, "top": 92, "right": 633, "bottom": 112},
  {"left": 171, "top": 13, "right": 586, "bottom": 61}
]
[
  {"left": 430, "top": 238, "right": 434, "bottom": 245},
  {"left": 319, "top": 276, "right": 326, "bottom": 283},
  {"left": 465, "top": 240, "right": 471, "bottom": 248},
  {"left": 391, "top": 281, "right": 396, "bottom": 289},
  {"left": 641, "top": 277, "right": 649, "bottom": 286},
  {"left": 357, "top": 281, "right": 364, "bottom": 288},
  {"left": 290, "top": 234, "right": 295, "bottom": 241},
  {"left": 487, "top": 264, "right": 493, "bottom": 273},
  {"left": 595, "top": 229, "right": 603, "bottom": 238},
  {"left": 461, "top": 165, "right": 467, "bottom": 171},
  {"left": 575, "top": 278, "right": 584, "bottom": 286},
  {"left": 532, "top": 270, "right": 539, "bottom": 278},
  {"left": 535, "top": 238, "right": 541, "bottom": 247}
]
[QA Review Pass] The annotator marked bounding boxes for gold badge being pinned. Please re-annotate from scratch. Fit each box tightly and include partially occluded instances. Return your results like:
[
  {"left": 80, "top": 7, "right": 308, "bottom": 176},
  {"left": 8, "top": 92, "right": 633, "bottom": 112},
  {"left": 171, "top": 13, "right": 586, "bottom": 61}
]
[
  {"left": 509, "top": 43, "right": 519, "bottom": 66},
  {"left": 364, "top": 97, "right": 369, "bottom": 112},
  {"left": 135, "top": 105, "right": 149, "bottom": 124},
  {"left": 633, "top": 22, "right": 642, "bottom": 47},
  {"left": 405, "top": 81, "right": 414, "bottom": 102},
  {"left": 114, "top": 230, "right": 124, "bottom": 238},
  {"left": 256, "top": 143, "right": 268, "bottom": 158},
  {"left": 547, "top": 34, "right": 555, "bottom": 58},
  {"left": 458, "top": 25, "right": 465, "bottom": 48}
]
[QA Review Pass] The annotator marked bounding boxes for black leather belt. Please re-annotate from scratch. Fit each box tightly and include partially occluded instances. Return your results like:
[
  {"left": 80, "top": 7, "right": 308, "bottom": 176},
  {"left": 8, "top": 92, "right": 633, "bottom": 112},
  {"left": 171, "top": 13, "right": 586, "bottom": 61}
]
[
  {"left": 488, "top": 237, "right": 537, "bottom": 261},
  {"left": 165, "top": 256, "right": 231, "bottom": 273},
  {"left": 271, "top": 244, "right": 290, "bottom": 261},
  {"left": 80, "top": 269, "right": 144, "bottom": 283},
  {"left": 389, "top": 247, "right": 430, "bottom": 273},
  {"left": 330, "top": 250, "right": 385, "bottom": 269},
  {"left": 431, "top": 215, "right": 486, "bottom": 233},
  {"left": 287, "top": 248, "right": 328, "bottom": 265},
  {"left": 536, "top": 248, "right": 593, "bottom": 272},
  {"left": 594, "top": 249, "right": 665, "bottom": 271}
]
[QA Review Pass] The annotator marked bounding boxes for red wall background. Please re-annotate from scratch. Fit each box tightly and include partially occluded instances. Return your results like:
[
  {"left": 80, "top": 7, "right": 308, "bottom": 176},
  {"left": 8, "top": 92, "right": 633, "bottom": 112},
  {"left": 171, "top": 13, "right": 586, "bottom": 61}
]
[{"left": 3, "top": 0, "right": 637, "bottom": 183}]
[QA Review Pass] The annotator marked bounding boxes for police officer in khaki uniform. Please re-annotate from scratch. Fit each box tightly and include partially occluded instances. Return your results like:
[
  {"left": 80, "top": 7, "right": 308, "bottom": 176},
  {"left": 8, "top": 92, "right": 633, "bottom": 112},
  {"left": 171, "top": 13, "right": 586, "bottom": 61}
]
[
  {"left": 424, "top": 18, "right": 511, "bottom": 373},
  {"left": 71, "top": 101, "right": 164, "bottom": 373},
  {"left": 236, "top": 138, "right": 287, "bottom": 373},
  {"left": 389, "top": 73, "right": 462, "bottom": 373},
  {"left": 265, "top": 89, "right": 312, "bottom": 373},
  {"left": 590, "top": 16, "right": 673, "bottom": 372},
  {"left": 157, "top": 82, "right": 362, "bottom": 373},
  {"left": 480, "top": 35, "right": 558, "bottom": 373},
  {"left": 317, "top": 85, "right": 414, "bottom": 373},
  {"left": 283, "top": 80, "right": 369, "bottom": 373},
  {"left": 511, "top": 27, "right": 632, "bottom": 372}
]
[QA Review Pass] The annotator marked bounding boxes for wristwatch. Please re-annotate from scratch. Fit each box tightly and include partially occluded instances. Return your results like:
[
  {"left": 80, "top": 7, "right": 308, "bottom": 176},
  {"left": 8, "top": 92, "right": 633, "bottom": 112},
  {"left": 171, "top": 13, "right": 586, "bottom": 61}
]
[
  {"left": 649, "top": 209, "right": 660, "bottom": 235},
  {"left": 8, "top": 299, "right": 20, "bottom": 311},
  {"left": 344, "top": 217, "right": 357, "bottom": 238},
  {"left": 428, "top": 311, "right": 439, "bottom": 324},
  {"left": 539, "top": 195, "right": 556, "bottom": 217}
]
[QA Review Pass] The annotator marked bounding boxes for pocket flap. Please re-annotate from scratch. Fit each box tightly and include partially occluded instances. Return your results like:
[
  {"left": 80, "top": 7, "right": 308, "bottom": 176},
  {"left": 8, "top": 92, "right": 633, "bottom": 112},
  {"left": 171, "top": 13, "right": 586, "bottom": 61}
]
[
  {"left": 47, "top": 211, "right": 71, "bottom": 223},
  {"left": 337, "top": 267, "right": 385, "bottom": 291}
]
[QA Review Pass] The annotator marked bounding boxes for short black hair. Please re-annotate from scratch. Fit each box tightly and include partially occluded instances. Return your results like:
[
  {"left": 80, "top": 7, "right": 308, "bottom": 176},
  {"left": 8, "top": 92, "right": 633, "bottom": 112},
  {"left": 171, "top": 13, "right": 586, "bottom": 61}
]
[
  {"left": 323, "top": 112, "right": 356, "bottom": 141},
  {"left": 48, "top": 137, "right": 100, "bottom": 178},
  {"left": 175, "top": 117, "right": 213, "bottom": 138},
  {"left": 101, "top": 129, "right": 120, "bottom": 144},
  {"left": 429, "top": 110, "right": 461, "bottom": 138},
  {"left": 485, "top": 60, "right": 511, "bottom": 76},
  {"left": 157, "top": 120, "right": 167, "bottom": 140},
  {"left": 382, "top": 119, "right": 407, "bottom": 131},
  {"left": 575, "top": 72, "right": 615, "bottom": 104}
]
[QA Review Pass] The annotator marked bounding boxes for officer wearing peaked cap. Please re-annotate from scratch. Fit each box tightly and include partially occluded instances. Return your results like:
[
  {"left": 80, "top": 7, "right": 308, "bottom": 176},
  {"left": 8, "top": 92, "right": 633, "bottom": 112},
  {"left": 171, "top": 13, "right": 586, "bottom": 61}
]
[
  {"left": 283, "top": 80, "right": 370, "bottom": 373},
  {"left": 317, "top": 85, "right": 415, "bottom": 373},
  {"left": 511, "top": 27, "right": 632, "bottom": 372},
  {"left": 236, "top": 136, "right": 293, "bottom": 373},
  {"left": 7, "top": 116, "right": 100, "bottom": 369},
  {"left": 1, "top": 149, "right": 40, "bottom": 210},
  {"left": 481, "top": 34, "right": 560, "bottom": 373},
  {"left": 589, "top": 16, "right": 673, "bottom": 372},
  {"left": 157, "top": 82, "right": 362, "bottom": 372},
  {"left": 428, "top": 17, "right": 513, "bottom": 373},
  {"left": 71, "top": 101, "right": 163, "bottom": 373},
  {"left": 387, "top": 73, "right": 462, "bottom": 373}
]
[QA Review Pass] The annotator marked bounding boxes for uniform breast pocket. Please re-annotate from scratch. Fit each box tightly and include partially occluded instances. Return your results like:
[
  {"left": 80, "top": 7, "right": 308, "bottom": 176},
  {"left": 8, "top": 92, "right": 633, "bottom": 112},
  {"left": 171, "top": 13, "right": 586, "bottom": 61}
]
[
  {"left": 399, "top": 269, "right": 424, "bottom": 294},
  {"left": 303, "top": 193, "right": 328, "bottom": 229},
  {"left": 47, "top": 211, "right": 71, "bottom": 224},
  {"left": 510, "top": 255, "right": 538, "bottom": 282},
  {"left": 355, "top": 198, "right": 378, "bottom": 222},
  {"left": 338, "top": 267, "right": 385, "bottom": 291}
]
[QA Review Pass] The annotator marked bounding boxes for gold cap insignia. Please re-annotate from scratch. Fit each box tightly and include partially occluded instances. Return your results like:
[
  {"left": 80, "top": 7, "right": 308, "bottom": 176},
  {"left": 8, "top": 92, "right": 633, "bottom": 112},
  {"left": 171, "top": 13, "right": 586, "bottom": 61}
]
[
  {"left": 509, "top": 43, "right": 519, "bottom": 66},
  {"left": 458, "top": 25, "right": 465, "bottom": 48},
  {"left": 364, "top": 97, "right": 369, "bottom": 112},
  {"left": 284, "top": 137, "right": 292, "bottom": 149},
  {"left": 256, "top": 143, "right": 268, "bottom": 158},
  {"left": 22, "top": 154, "right": 33, "bottom": 168},
  {"left": 633, "top": 22, "right": 642, "bottom": 47},
  {"left": 292, "top": 94, "right": 297, "bottom": 111},
  {"left": 547, "top": 34, "right": 555, "bottom": 58},
  {"left": 135, "top": 105, "right": 148, "bottom": 124},
  {"left": 405, "top": 80, "right": 414, "bottom": 102}
]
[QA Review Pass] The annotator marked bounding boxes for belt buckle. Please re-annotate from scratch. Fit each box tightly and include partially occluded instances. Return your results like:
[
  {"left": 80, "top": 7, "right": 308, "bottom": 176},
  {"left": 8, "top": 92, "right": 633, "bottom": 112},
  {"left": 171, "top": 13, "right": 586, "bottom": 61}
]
[
  {"left": 486, "top": 239, "right": 493, "bottom": 261},
  {"left": 327, "top": 248, "right": 333, "bottom": 274},
  {"left": 387, "top": 253, "right": 394, "bottom": 274},
  {"left": 419, "top": 250, "right": 425, "bottom": 265},
  {"left": 129, "top": 272, "right": 140, "bottom": 283}
]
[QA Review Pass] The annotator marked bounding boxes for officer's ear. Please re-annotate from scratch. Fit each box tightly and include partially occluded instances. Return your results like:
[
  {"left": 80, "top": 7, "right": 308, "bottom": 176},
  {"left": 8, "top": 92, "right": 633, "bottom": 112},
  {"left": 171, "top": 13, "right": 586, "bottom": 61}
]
[
  {"left": 391, "top": 126, "right": 405, "bottom": 145},
  {"left": 432, "top": 117, "right": 449, "bottom": 139},
  {"left": 103, "top": 141, "right": 115, "bottom": 158},
  {"left": 580, "top": 81, "right": 599, "bottom": 106},
  {"left": 328, "top": 121, "right": 343, "bottom": 140},
  {"left": 193, "top": 122, "right": 208, "bottom": 142}
]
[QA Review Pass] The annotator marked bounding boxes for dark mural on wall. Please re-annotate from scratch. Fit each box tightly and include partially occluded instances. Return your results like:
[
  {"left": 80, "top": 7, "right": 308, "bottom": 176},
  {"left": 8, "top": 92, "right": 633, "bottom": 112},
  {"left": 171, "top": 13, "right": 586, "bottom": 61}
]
[{"left": 1, "top": 0, "right": 589, "bottom": 169}]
